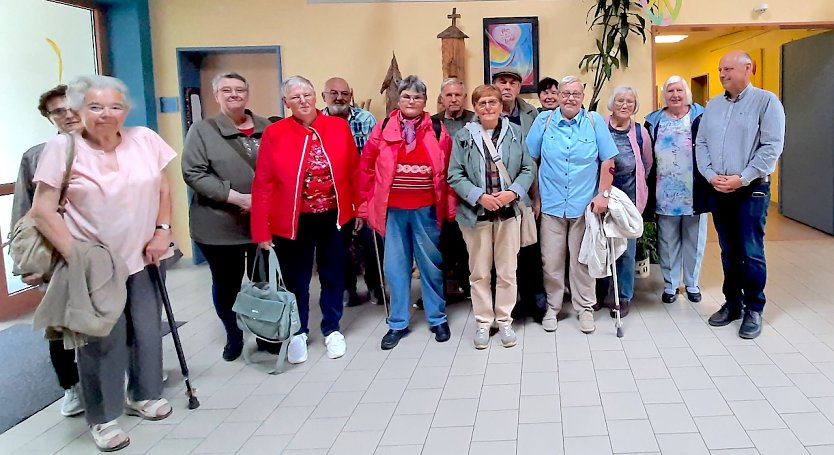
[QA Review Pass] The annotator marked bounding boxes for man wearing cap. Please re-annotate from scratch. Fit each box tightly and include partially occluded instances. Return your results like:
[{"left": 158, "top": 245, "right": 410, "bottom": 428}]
[{"left": 492, "top": 67, "right": 539, "bottom": 138}]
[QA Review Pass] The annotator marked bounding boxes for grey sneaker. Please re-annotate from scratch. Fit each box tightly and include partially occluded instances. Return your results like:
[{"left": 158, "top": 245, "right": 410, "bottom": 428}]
[
  {"left": 473, "top": 328, "right": 490, "bottom": 349},
  {"left": 579, "top": 310, "right": 595, "bottom": 334},
  {"left": 499, "top": 325, "right": 517, "bottom": 348},
  {"left": 60, "top": 384, "right": 84, "bottom": 417},
  {"left": 542, "top": 309, "right": 559, "bottom": 332}
]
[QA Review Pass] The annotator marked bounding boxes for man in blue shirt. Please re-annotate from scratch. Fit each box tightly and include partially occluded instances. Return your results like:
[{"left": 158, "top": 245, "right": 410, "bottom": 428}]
[
  {"left": 695, "top": 51, "right": 785, "bottom": 339},
  {"left": 321, "top": 77, "right": 382, "bottom": 307},
  {"left": 526, "top": 76, "right": 617, "bottom": 334}
]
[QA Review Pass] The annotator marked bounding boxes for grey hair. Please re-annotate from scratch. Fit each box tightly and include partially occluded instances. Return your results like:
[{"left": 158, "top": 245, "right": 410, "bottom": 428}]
[
  {"left": 439, "top": 77, "right": 465, "bottom": 92},
  {"left": 211, "top": 72, "right": 248, "bottom": 92},
  {"left": 735, "top": 51, "right": 754, "bottom": 65},
  {"left": 66, "top": 75, "right": 131, "bottom": 111},
  {"left": 397, "top": 75, "right": 428, "bottom": 98},
  {"left": 559, "top": 75, "right": 583, "bottom": 91},
  {"left": 281, "top": 75, "right": 315, "bottom": 98},
  {"left": 607, "top": 85, "right": 640, "bottom": 114},
  {"left": 661, "top": 75, "right": 693, "bottom": 107}
]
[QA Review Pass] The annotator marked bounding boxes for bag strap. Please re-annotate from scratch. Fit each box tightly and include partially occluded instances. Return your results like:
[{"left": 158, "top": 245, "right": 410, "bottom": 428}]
[
  {"left": 544, "top": 109, "right": 556, "bottom": 131},
  {"left": 58, "top": 133, "right": 77, "bottom": 213},
  {"left": 478, "top": 126, "right": 527, "bottom": 210},
  {"left": 206, "top": 117, "right": 257, "bottom": 170},
  {"left": 254, "top": 247, "right": 287, "bottom": 291}
]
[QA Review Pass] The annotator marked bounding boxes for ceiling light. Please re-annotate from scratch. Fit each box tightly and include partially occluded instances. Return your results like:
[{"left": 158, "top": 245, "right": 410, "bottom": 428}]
[{"left": 655, "top": 35, "right": 688, "bottom": 44}]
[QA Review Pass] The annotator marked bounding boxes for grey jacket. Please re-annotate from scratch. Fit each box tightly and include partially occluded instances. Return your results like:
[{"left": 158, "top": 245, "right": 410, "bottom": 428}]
[
  {"left": 182, "top": 111, "right": 271, "bottom": 245},
  {"left": 516, "top": 98, "right": 540, "bottom": 139},
  {"left": 447, "top": 119, "right": 536, "bottom": 228},
  {"left": 11, "top": 143, "right": 45, "bottom": 229},
  {"left": 33, "top": 241, "right": 129, "bottom": 349}
]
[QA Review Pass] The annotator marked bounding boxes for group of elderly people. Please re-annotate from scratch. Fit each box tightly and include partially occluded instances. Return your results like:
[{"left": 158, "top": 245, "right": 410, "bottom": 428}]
[{"left": 14, "top": 48, "right": 783, "bottom": 452}]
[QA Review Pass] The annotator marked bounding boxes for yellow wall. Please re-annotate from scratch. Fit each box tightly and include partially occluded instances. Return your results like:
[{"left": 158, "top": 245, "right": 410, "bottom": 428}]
[
  {"left": 199, "top": 53, "right": 283, "bottom": 119},
  {"left": 148, "top": 0, "right": 834, "bottom": 255},
  {"left": 656, "top": 28, "right": 825, "bottom": 202}
]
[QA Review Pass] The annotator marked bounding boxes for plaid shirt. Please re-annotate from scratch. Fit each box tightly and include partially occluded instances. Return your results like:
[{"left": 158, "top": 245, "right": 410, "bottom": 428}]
[
  {"left": 322, "top": 106, "right": 377, "bottom": 154},
  {"left": 479, "top": 120, "right": 514, "bottom": 221}
]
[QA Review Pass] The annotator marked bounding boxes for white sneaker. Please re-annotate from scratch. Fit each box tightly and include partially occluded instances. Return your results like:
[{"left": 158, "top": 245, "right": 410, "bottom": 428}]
[
  {"left": 60, "top": 384, "right": 84, "bottom": 417},
  {"left": 287, "top": 333, "right": 308, "bottom": 364},
  {"left": 324, "top": 331, "right": 346, "bottom": 359}
]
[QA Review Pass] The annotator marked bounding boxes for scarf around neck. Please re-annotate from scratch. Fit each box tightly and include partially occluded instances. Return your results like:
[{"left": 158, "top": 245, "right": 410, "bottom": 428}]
[{"left": 400, "top": 113, "right": 422, "bottom": 153}]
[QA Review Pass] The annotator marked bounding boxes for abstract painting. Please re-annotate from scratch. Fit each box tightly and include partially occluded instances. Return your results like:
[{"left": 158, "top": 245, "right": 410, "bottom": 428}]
[{"left": 483, "top": 17, "right": 539, "bottom": 93}]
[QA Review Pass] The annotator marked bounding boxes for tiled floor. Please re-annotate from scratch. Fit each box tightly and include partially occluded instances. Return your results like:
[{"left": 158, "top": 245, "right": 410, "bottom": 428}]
[{"left": 2, "top": 211, "right": 834, "bottom": 454}]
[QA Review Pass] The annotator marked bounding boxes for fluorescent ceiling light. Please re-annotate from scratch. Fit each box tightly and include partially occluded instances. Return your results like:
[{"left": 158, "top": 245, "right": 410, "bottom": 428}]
[{"left": 655, "top": 35, "right": 688, "bottom": 44}]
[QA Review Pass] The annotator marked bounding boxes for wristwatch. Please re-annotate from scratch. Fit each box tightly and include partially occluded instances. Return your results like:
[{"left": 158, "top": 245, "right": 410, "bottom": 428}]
[
  {"left": 155, "top": 224, "right": 172, "bottom": 231},
  {"left": 601, "top": 190, "right": 610, "bottom": 198}
]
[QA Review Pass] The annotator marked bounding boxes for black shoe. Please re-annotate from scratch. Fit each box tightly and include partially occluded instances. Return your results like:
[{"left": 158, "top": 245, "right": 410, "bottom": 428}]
[
  {"left": 431, "top": 322, "right": 451, "bottom": 343},
  {"left": 592, "top": 302, "right": 606, "bottom": 311},
  {"left": 708, "top": 303, "right": 742, "bottom": 327},
  {"left": 345, "top": 292, "right": 364, "bottom": 307},
  {"left": 222, "top": 340, "right": 244, "bottom": 361},
  {"left": 413, "top": 298, "right": 424, "bottom": 310},
  {"left": 661, "top": 290, "right": 679, "bottom": 304},
  {"left": 256, "top": 338, "right": 281, "bottom": 354},
  {"left": 381, "top": 328, "right": 410, "bottom": 350},
  {"left": 739, "top": 310, "right": 763, "bottom": 339},
  {"left": 610, "top": 300, "right": 630, "bottom": 318},
  {"left": 686, "top": 290, "right": 702, "bottom": 303}
]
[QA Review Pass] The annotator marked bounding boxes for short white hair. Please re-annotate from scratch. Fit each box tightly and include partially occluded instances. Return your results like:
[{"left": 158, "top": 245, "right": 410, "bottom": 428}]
[
  {"left": 661, "top": 75, "right": 693, "bottom": 107},
  {"left": 282, "top": 75, "right": 315, "bottom": 98},
  {"left": 211, "top": 72, "right": 248, "bottom": 92},
  {"left": 439, "top": 78, "right": 465, "bottom": 93},
  {"left": 607, "top": 85, "right": 640, "bottom": 114},
  {"left": 66, "top": 75, "right": 132, "bottom": 111},
  {"left": 559, "top": 75, "right": 583, "bottom": 91}
]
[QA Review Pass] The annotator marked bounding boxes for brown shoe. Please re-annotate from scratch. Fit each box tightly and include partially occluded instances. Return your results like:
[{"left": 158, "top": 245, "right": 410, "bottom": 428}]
[
  {"left": 579, "top": 310, "right": 595, "bottom": 333},
  {"left": 610, "top": 300, "right": 630, "bottom": 318}
]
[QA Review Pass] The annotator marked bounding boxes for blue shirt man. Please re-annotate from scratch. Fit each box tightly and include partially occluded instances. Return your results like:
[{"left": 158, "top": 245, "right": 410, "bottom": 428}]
[{"left": 321, "top": 77, "right": 377, "bottom": 154}]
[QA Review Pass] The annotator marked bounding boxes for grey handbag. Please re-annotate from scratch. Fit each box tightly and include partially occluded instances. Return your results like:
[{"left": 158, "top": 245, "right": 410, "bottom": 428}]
[{"left": 233, "top": 248, "right": 300, "bottom": 374}]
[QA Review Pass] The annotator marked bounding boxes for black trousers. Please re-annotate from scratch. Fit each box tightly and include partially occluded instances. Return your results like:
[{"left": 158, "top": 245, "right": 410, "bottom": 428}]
[
  {"left": 343, "top": 220, "right": 384, "bottom": 297},
  {"left": 195, "top": 242, "right": 263, "bottom": 345},
  {"left": 440, "top": 219, "right": 471, "bottom": 297},
  {"left": 49, "top": 340, "right": 79, "bottom": 390}
]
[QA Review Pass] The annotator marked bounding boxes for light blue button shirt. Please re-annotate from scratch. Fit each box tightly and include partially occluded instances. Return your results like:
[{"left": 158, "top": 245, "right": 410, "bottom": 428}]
[{"left": 526, "top": 108, "right": 618, "bottom": 218}]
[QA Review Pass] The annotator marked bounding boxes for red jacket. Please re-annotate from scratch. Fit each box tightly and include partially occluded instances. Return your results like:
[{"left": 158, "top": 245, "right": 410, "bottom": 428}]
[
  {"left": 251, "top": 113, "right": 359, "bottom": 242},
  {"left": 357, "top": 110, "right": 456, "bottom": 236}
]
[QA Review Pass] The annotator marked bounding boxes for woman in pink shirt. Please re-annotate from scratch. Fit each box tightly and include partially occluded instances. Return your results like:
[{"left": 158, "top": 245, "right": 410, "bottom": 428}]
[{"left": 31, "top": 75, "right": 176, "bottom": 452}]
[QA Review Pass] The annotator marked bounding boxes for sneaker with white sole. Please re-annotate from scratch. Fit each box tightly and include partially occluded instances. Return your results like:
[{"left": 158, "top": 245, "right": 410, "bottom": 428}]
[
  {"left": 499, "top": 325, "right": 517, "bottom": 348},
  {"left": 287, "top": 333, "right": 308, "bottom": 364},
  {"left": 473, "top": 328, "right": 489, "bottom": 350},
  {"left": 324, "top": 331, "right": 346, "bottom": 359},
  {"left": 60, "top": 384, "right": 84, "bottom": 417}
]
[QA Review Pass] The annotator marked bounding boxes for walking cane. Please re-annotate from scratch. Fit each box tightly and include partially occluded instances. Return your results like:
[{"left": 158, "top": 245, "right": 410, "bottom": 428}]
[
  {"left": 149, "top": 264, "right": 200, "bottom": 409},
  {"left": 371, "top": 229, "right": 390, "bottom": 322}
]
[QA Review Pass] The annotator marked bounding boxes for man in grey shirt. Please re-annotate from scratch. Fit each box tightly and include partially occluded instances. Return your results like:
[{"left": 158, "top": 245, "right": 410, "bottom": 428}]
[{"left": 695, "top": 50, "right": 786, "bottom": 339}]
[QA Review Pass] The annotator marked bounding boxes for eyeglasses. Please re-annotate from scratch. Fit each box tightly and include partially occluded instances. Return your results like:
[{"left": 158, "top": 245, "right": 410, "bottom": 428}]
[
  {"left": 48, "top": 107, "right": 70, "bottom": 117},
  {"left": 326, "top": 90, "right": 351, "bottom": 99},
  {"left": 289, "top": 93, "right": 315, "bottom": 103},
  {"left": 86, "top": 103, "right": 126, "bottom": 114},
  {"left": 613, "top": 99, "right": 636, "bottom": 106},
  {"left": 219, "top": 88, "right": 248, "bottom": 95},
  {"left": 475, "top": 99, "right": 500, "bottom": 108},
  {"left": 400, "top": 94, "right": 426, "bottom": 103},
  {"left": 560, "top": 91, "right": 583, "bottom": 99}
]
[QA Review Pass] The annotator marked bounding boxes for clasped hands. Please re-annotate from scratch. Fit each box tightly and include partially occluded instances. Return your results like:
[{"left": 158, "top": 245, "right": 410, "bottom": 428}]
[
  {"left": 479, "top": 190, "right": 518, "bottom": 211},
  {"left": 710, "top": 175, "right": 743, "bottom": 193}
]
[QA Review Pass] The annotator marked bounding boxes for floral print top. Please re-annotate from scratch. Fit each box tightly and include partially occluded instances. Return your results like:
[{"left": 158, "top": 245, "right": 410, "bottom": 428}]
[{"left": 655, "top": 112, "right": 694, "bottom": 216}]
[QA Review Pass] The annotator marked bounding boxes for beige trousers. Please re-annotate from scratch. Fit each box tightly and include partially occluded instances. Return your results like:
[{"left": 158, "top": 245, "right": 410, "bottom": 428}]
[
  {"left": 460, "top": 216, "right": 521, "bottom": 329},
  {"left": 540, "top": 213, "right": 595, "bottom": 313}
]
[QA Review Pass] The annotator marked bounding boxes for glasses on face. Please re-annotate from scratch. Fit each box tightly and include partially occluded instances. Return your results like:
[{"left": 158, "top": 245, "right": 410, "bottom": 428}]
[
  {"left": 219, "top": 87, "right": 248, "bottom": 95},
  {"left": 400, "top": 94, "right": 426, "bottom": 103},
  {"left": 48, "top": 107, "right": 70, "bottom": 117},
  {"left": 613, "top": 98, "right": 636, "bottom": 106},
  {"left": 475, "top": 99, "right": 500, "bottom": 108},
  {"left": 326, "top": 90, "right": 351, "bottom": 99},
  {"left": 86, "top": 103, "right": 126, "bottom": 114},
  {"left": 289, "top": 93, "right": 315, "bottom": 103},
  {"left": 560, "top": 91, "right": 583, "bottom": 99}
]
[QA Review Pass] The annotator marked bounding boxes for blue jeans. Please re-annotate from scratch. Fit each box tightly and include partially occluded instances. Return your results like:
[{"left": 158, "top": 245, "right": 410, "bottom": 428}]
[
  {"left": 711, "top": 183, "right": 769, "bottom": 312},
  {"left": 384, "top": 206, "right": 447, "bottom": 330},
  {"left": 596, "top": 238, "right": 636, "bottom": 302},
  {"left": 274, "top": 211, "right": 345, "bottom": 336},
  {"left": 657, "top": 214, "right": 708, "bottom": 294}
]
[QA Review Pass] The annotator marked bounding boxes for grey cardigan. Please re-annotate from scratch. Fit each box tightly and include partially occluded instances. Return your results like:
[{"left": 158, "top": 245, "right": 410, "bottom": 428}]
[
  {"left": 182, "top": 111, "right": 271, "bottom": 245},
  {"left": 447, "top": 119, "right": 536, "bottom": 228}
]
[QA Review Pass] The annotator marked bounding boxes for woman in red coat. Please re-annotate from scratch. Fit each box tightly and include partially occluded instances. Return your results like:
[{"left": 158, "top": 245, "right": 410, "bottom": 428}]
[
  {"left": 251, "top": 75, "right": 359, "bottom": 364},
  {"left": 357, "top": 75, "right": 456, "bottom": 350}
]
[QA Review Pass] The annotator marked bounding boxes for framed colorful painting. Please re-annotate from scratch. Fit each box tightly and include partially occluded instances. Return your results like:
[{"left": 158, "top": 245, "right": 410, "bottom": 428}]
[{"left": 483, "top": 16, "right": 540, "bottom": 93}]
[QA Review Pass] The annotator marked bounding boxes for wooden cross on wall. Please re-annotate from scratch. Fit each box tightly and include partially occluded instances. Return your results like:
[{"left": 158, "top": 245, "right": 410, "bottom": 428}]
[{"left": 447, "top": 8, "right": 461, "bottom": 27}]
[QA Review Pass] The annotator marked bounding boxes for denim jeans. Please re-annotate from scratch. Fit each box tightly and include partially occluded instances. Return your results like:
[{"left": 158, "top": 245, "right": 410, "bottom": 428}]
[
  {"left": 274, "top": 211, "right": 345, "bottom": 336},
  {"left": 657, "top": 214, "right": 708, "bottom": 294},
  {"left": 597, "top": 238, "right": 637, "bottom": 302},
  {"left": 384, "top": 206, "right": 447, "bottom": 330},
  {"left": 711, "top": 183, "right": 770, "bottom": 312}
]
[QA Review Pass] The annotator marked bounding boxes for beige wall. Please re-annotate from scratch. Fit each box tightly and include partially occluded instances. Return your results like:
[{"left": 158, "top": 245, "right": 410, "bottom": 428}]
[
  {"left": 199, "top": 53, "right": 283, "bottom": 119},
  {"left": 148, "top": 0, "right": 834, "bottom": 254}
]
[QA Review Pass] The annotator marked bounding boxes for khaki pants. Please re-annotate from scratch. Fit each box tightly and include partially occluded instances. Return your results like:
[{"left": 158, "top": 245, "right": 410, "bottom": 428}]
[
  {"left": 460, "top": 216, "right": 521, "bottom": 329},
  {"left": 540, "top": 213, "right": 595, "bottom": 313}
]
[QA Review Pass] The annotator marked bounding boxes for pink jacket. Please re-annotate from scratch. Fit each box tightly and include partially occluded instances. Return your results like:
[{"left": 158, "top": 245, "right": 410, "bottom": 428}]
[
  {"left": 604, "top": 116, "right": 653, "bottom": 213},
  {"left": 357, "top": 110, "right": 456, "bottom": 236}
]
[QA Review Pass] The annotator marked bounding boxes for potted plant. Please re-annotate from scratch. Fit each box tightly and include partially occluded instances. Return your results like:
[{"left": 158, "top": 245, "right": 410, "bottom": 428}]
[{"left": 636, "top": 220, "right": 658, "bottom": 278}]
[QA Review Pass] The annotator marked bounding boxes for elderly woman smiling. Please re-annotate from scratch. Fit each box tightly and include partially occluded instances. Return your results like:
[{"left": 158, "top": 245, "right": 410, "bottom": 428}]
[{"left": 30, "top": 75, "right": 176, "bottom": 452}]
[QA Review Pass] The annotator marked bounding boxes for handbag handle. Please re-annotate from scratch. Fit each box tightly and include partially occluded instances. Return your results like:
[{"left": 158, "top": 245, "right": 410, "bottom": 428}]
[
  {"left": 57, "top": 132, "right": 77, "bottom": 214},
  {"left": 253, "top": 247, "right": 287, "bottom": 291},
  {"left": 478, "top": 126, "right": 527, "bottom": 209}
]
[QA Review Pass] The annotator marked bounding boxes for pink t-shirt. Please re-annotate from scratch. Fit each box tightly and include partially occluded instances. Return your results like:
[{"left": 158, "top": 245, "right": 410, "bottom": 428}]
[{"left": 34, "top": 127, "right": 177, "bottom": 275}]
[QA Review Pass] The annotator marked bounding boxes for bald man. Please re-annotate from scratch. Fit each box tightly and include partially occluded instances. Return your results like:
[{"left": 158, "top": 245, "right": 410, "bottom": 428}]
[
  {"left": 321, "top": 77, "right": 382, "bottom": 307},
  {"left": 695, "top": 50, "right": 785, "bottom": 339}
]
